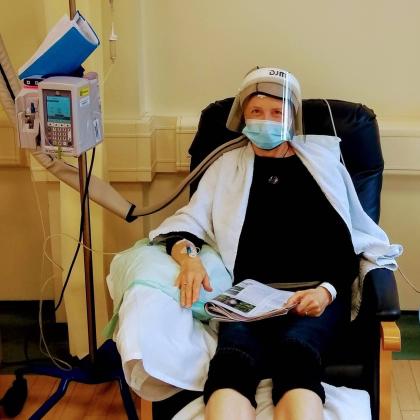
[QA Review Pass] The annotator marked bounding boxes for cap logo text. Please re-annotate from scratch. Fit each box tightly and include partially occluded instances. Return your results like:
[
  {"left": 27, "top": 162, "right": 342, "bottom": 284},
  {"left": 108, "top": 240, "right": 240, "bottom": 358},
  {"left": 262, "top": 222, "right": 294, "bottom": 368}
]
[{"left": 269, "top": 70, "right": 286, "bottom": 77}]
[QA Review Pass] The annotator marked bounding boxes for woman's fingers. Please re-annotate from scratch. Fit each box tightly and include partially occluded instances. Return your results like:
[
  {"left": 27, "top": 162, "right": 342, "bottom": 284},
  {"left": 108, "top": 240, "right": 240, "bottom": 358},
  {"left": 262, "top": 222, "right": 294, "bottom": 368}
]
[
  {"left": 178, "top": 272, "right": 209, "bottom": 308},
  {"left": 286, "top": 290, "right": 304, "bottom": 306},
  {"left": 295, "top": 294, "right": 313, "bottom": 315},
  {"left": 192, "top": 277, "right": 202, "bottom": 303},
  {"left": 202, "top": 274, "right": 213, "bottom": 292},
  {"left": 183, "top": 277, "right": 194, "bottom": 307},
  {"left": 288, "top": 289, "right": 329, "bottom": 317},
  {"left": 176, "top": 258, "right": 210, "bottom": 307}
]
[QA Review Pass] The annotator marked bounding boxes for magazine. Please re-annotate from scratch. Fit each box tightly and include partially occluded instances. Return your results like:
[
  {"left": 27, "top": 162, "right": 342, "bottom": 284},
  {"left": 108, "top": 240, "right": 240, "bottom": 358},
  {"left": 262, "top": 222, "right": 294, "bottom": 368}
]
[
  {"left": 18, "top": 11, "right": 99, "bottom": 79},
  {"left": 204, "top": 279, "right": 296, "bottom": 322}
]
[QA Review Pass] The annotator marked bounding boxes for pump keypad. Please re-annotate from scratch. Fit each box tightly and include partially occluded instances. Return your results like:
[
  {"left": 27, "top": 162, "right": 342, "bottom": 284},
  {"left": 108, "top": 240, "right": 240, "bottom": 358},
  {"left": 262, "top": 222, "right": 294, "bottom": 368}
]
[{"left": 46, "top": 122, "right": 72, "bottom": 146}]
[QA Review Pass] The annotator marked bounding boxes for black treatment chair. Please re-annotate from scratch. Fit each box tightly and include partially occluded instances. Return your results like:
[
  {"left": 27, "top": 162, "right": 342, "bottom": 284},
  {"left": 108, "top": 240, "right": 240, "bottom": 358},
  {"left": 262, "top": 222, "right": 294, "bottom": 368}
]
[{"left": 140, "top": 98, "right": 401, "bottom": 420}]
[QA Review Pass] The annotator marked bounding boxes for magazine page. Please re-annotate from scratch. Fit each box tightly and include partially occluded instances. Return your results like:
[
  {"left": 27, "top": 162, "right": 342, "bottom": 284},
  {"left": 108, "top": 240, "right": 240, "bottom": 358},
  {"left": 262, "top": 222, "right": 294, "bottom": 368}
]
[{"left": 205, "top": 279, "right": 294, "bottom": 320}]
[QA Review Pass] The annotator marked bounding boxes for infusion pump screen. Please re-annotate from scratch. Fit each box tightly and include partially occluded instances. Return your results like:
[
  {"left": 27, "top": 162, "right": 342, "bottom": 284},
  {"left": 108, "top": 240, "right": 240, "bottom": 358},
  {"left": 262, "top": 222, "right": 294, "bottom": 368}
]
[
  {"left": 46, "top": 95, "right": 71, "bottom": 124},
  {"left": 43, "top": 90, "right": 73, "bottom": 147}
]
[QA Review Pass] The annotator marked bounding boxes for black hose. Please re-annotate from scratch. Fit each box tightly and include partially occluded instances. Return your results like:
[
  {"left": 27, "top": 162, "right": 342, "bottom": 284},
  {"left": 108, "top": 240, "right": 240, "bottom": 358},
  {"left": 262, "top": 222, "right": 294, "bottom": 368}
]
[{"left": 0, "top": 62, "right": 15, "bottom": 101}]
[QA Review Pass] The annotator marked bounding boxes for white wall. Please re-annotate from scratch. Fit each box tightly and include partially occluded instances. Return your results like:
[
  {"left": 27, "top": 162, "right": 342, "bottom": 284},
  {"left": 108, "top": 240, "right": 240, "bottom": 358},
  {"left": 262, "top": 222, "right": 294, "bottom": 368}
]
[
  {"left": 381, "top": 174, "right": 420, "bottom": 310},
  {"left": 0, "top": 1, "right": 49, "bottom": 299},
  {"left": 102, "top": 0, "right": 146, "bottom": 119},
  {"left": 140, "top": 0, "right": 420, "bottom": 119},
  {"left": 0, "top": 168, "right": 54, "bottom": 299},
  {"left": 1, "top": 0, "right": 419, "bottom": 318},
  {"left": 0, "top": 1, "right": 45, "bottom": 72}
]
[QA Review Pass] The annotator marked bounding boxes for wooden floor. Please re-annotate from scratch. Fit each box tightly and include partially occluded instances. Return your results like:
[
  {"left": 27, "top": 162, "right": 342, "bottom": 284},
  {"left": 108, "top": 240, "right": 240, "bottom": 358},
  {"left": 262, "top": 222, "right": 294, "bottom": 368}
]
[
  {"left": 0, "top": 360, "right": 419, "bottom": 419},
  {"left": 0, "top": 374, "right": 143, "bottom": 419},
  {"left": 392, "top": 360, "right": 420, "bottom": 420}
]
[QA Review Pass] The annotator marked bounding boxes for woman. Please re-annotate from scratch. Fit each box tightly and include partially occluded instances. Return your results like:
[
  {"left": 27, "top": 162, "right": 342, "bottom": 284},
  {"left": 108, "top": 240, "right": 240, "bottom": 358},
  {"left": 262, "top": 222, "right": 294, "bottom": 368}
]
[{"left": 149, "top": 67, "right": 400, "bottom": 420}]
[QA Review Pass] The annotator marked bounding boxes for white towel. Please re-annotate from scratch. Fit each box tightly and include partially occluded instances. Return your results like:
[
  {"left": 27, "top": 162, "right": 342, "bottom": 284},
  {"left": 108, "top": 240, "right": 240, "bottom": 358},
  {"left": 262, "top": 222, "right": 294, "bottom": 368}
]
[{"left": 115, "top": 285, "right": 218, "bottom": 400}]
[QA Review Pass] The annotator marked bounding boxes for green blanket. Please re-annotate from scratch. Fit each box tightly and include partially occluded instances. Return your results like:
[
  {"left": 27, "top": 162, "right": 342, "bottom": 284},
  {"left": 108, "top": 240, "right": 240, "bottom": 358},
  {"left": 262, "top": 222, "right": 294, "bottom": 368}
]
[{"left": 104, "top": 238, "right": 232, "bottom": 337}]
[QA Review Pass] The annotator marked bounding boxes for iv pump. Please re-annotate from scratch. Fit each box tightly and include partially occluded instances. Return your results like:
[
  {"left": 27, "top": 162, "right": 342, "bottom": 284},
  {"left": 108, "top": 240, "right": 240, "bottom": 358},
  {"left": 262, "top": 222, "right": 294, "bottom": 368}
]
[{"left": 15, "top": 73, "right": 103, "bottom": 157}]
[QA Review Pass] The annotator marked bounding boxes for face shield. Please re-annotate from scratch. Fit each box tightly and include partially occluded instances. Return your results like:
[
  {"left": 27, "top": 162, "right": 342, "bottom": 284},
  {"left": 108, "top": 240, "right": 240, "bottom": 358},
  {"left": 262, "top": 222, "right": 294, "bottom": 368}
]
[{"left": 226, "top": 67, "right": 303, "bottom": 141}]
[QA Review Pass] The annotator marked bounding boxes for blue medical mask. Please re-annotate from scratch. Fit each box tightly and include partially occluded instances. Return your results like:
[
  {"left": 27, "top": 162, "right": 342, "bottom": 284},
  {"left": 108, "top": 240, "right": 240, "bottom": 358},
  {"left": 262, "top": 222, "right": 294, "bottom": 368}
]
[{"left": 242, "top": 119, "right": 293, "bottom": 150}]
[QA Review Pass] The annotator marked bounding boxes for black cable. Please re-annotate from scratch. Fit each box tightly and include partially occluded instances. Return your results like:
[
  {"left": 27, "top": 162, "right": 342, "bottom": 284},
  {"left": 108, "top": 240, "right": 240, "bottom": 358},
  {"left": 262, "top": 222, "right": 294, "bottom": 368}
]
[
  {"left": 54, "top": 148, "right": 96, "bottom": 312},
  {"left": 0, "top": 62, "right": 15, "bottom": 101}
]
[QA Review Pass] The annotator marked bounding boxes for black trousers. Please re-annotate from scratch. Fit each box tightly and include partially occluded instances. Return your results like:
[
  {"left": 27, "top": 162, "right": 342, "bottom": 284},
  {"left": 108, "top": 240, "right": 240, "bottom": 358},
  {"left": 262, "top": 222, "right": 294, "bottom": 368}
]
[{"left": 203, "top": 294, "right": 351, "bottom": 408}]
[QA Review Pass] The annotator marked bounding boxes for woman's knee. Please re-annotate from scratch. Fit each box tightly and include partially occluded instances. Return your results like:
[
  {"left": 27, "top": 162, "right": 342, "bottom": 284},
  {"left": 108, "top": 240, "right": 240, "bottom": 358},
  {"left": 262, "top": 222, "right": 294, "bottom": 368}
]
[
  {"left": 273, "top": 388, "right": 324, "bottom": 420},
  {"left": 205, "top": 388, "right": 256, "bottom": 420},
  {"left": 203, "top": 347, "right": 260, "bottom": 408},
  {"left": 271, "top": 338, "right": 325, "bottom": 405}
]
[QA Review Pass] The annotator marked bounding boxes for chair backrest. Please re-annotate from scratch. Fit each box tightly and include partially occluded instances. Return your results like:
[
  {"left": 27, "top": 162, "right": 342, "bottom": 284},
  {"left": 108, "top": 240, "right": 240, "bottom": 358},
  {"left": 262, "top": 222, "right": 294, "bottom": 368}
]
[{"left": 188, "top": 98, "right": 384, "bottom": 223}]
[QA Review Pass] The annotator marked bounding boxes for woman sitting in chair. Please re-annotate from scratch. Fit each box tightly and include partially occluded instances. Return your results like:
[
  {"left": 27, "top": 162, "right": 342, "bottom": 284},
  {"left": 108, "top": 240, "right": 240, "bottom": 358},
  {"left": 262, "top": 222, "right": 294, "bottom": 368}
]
[{"left": 149, "top": 67, "right": 400, "bottom": 420}]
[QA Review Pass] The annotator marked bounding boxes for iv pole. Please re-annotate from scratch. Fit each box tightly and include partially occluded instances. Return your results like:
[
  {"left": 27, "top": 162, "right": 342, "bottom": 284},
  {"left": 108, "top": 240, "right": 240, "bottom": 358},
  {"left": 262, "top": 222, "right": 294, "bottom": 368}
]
[
  {"left": 78, "top": 149, "right": 97, "bottom": 365},
  {"left": 3, "top": 2, "right": 139, "bottom": 418},
  {"left": 71, "top": 0, "right": 97, "bottom": 367},
  {"left": 70, "top": 0, "right": 97, "bottom": 364}
]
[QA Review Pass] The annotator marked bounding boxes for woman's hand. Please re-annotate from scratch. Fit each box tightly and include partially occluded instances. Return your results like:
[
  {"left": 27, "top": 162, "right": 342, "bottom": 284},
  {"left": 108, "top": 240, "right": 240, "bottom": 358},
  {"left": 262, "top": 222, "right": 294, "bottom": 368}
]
[
  {"left": 286, "top": 286, "right": 332, "bottom": 317},
  {"left": 175, "top": 257, "right": 212, "bottom": 308}
]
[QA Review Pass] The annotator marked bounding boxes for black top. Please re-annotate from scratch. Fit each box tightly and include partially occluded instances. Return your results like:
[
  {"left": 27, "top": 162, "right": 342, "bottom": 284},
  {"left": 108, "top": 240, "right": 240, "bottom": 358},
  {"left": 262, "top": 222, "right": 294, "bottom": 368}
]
[
  {"left": 233, "top": 154, "right": 359, "bottom": 294},
  {"left": 165, "top": 154, "right": 359, "bottom": 296}
]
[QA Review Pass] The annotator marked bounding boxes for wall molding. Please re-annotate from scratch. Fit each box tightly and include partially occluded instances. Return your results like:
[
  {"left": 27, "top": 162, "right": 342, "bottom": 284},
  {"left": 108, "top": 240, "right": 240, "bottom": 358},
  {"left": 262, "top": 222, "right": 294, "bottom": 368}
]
[
  {"left": 0, "top": 116, "right": 26, "bottom": 167},
  {"left": 103, "top": 116, "right": 420, "bottom": 181},
  {"left": 104, "top": 115, "right": 195, "bottom": 182},
  {"left": 1, "top": 115, "right": 418, "bottom": 178},
  {"left": 378, "top": 119, "right": 420, "bottom": 175}
]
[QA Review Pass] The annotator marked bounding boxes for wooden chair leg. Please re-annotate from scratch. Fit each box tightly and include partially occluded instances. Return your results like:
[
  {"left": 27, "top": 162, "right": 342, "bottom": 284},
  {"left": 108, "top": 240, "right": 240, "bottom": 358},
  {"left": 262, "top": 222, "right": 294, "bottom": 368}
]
[
  {"left": 379, "top": 321, "right": 401, "bottom": 420},
  {"left": 140, "top": 398, "right": 153, "bottom": 420}
]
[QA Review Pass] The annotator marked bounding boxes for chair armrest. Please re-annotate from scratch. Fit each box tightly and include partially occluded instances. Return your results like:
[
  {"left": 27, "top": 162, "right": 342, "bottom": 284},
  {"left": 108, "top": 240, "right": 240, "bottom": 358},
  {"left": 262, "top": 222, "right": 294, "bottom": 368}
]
[
  {"left": 360, "top": 268, "right": 401, "bottom": 321},
  {"left": 381, "top": 321, "right": 401, "bottom": 351}
]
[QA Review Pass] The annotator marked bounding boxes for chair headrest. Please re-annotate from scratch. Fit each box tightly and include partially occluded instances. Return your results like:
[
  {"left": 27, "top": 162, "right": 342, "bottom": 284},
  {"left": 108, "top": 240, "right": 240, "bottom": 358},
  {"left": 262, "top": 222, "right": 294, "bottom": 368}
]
[{"left": 302, "top": 99, "right": 384, "bottom": 176}]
